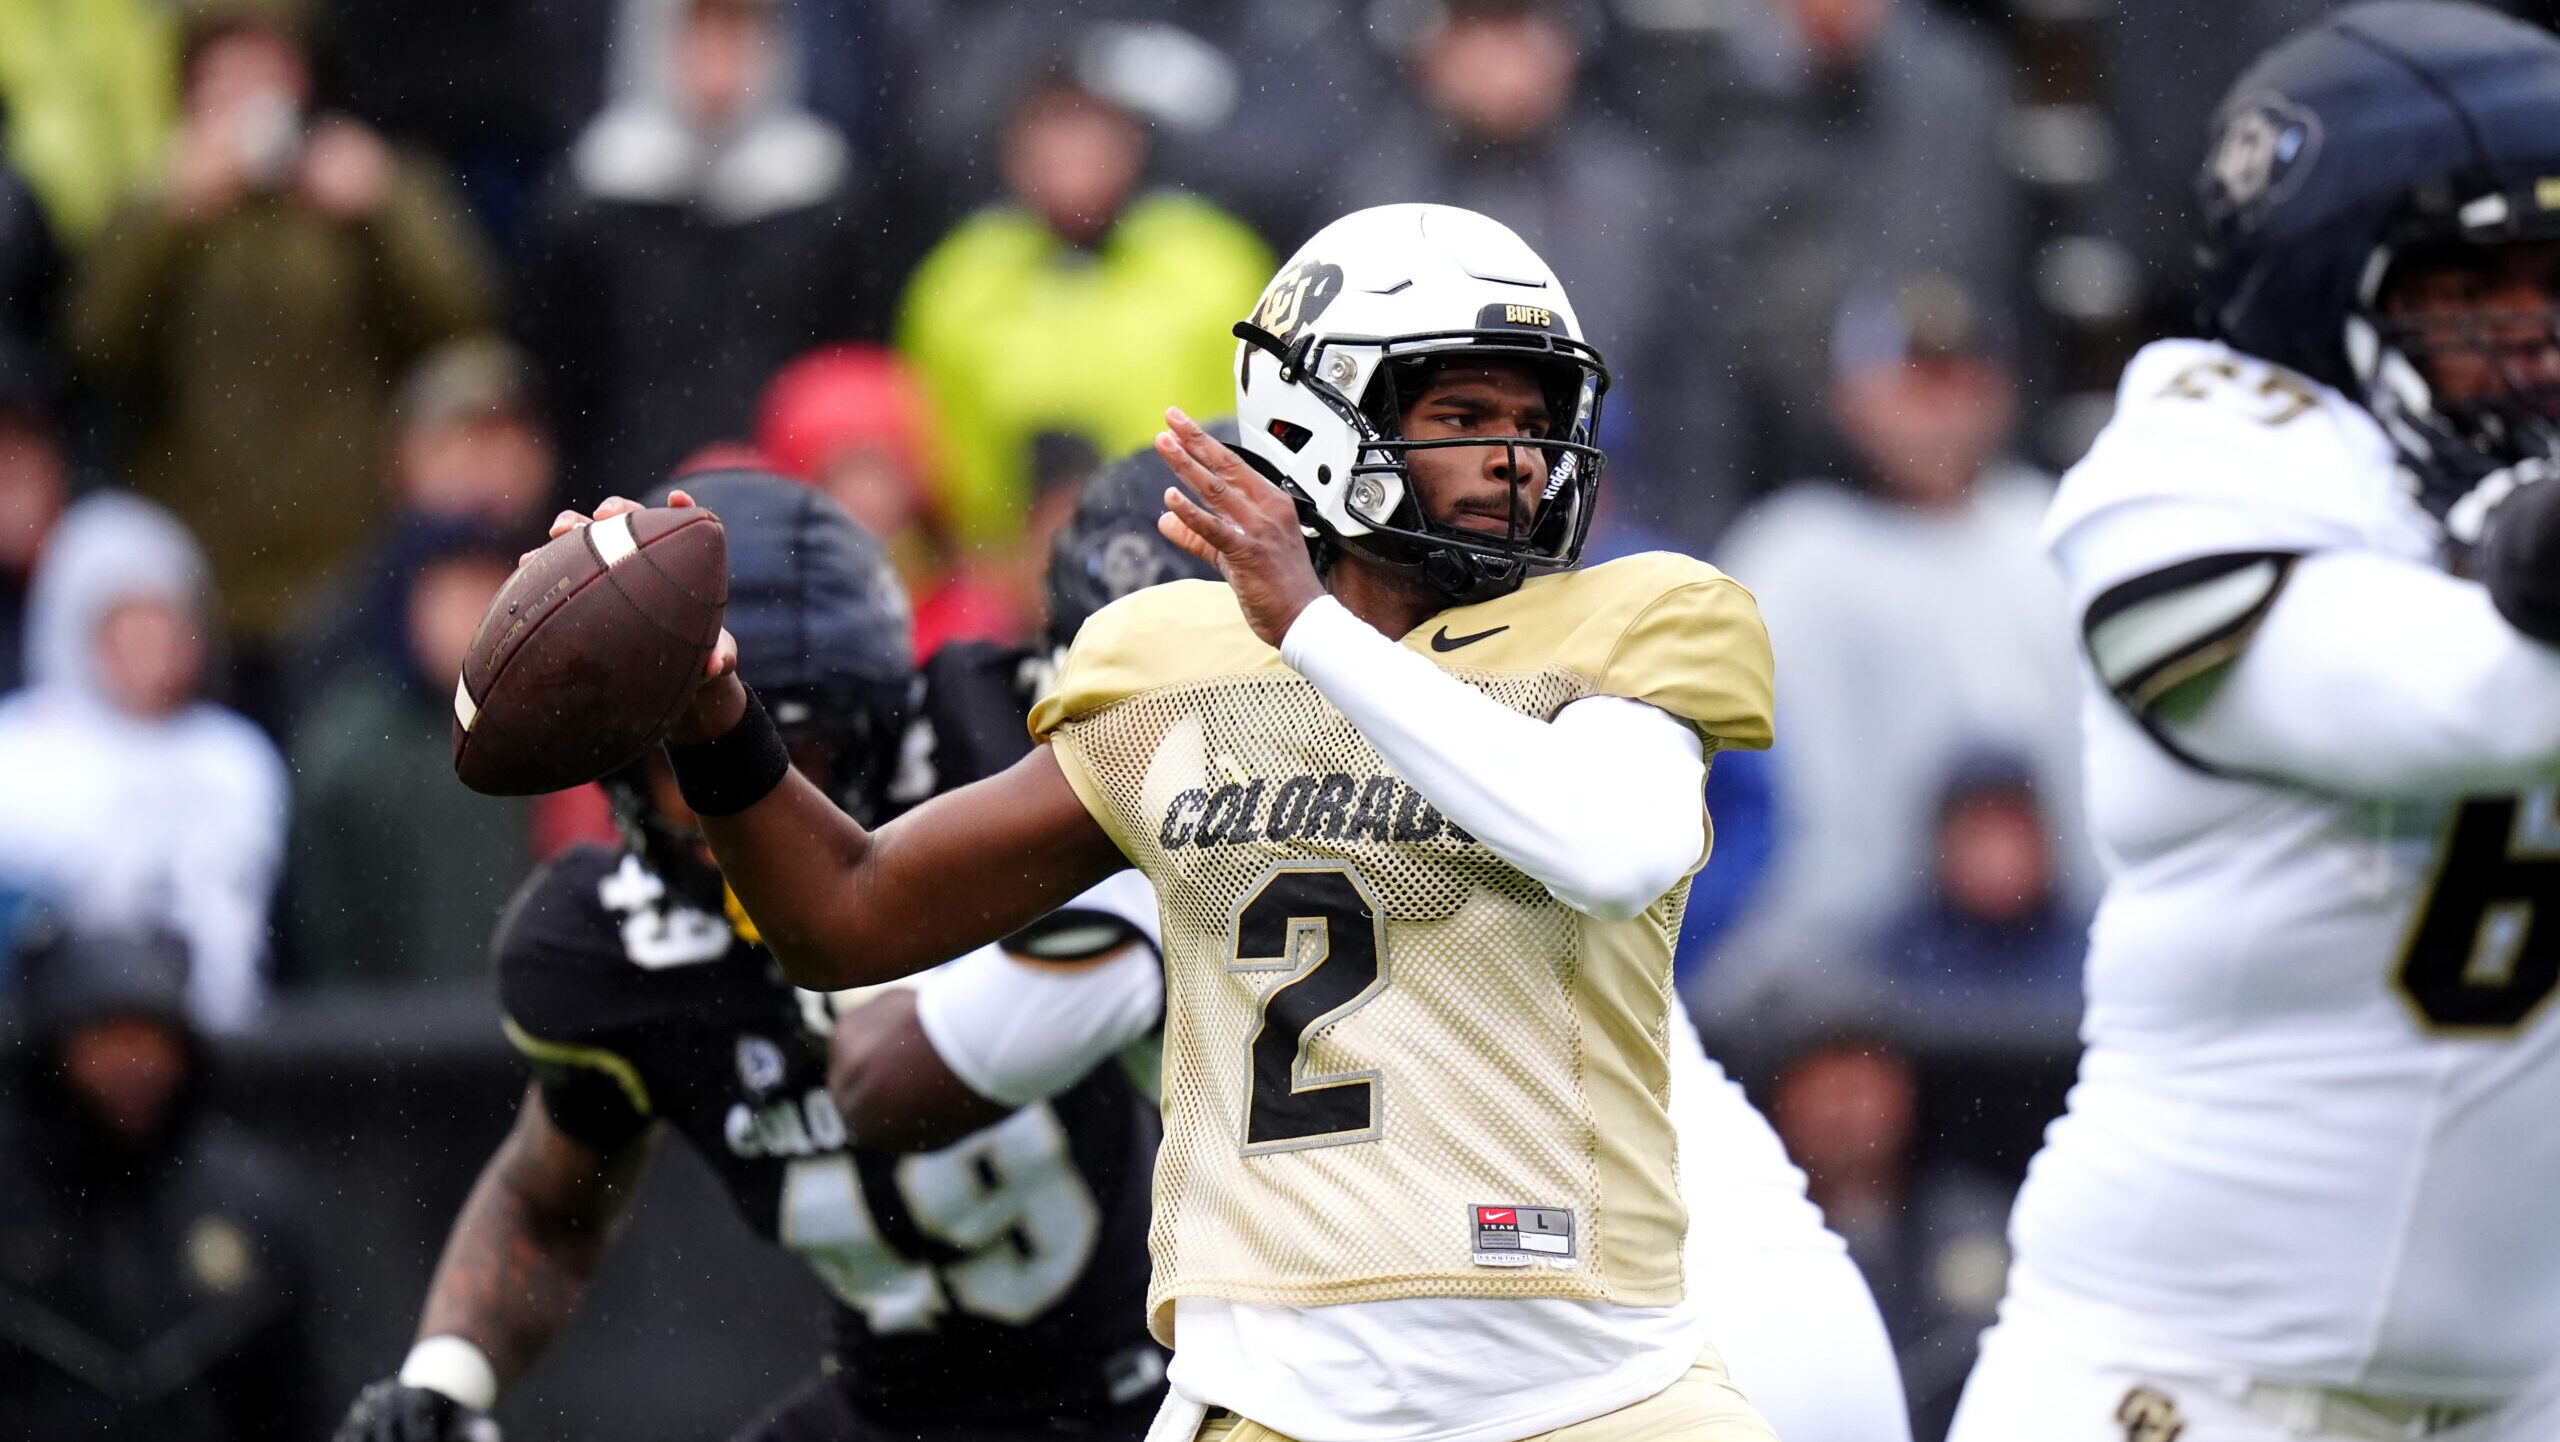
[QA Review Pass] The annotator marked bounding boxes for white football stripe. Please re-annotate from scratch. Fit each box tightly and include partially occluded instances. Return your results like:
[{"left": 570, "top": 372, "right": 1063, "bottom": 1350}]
[
  {"left": 590, "top": 511, "right": 639, "bottom": 567},
  {"left": 454, "top": 675, "right": 480, "bottom": 731},
  {"left": 2086, "top": 559, "right": 2282, "bottom": 690}
]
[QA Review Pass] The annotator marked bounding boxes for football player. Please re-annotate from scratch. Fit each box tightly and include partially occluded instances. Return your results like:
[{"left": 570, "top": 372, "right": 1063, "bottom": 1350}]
[
  {"left": 574, "top": 204, "right": 1781, "bottom": 1441},
  {"left": 334, "top": 471, "right": 1166, "bottom": 1442},
  {"left": 874, "top": 424, "right": 1228, "bottom": 816},
  {"left": 830, "top": 440, "right": 1911, "bottom": 1442},
  {"left": 1947, "top": 4, "right": 2560, "bottom": 1440}
]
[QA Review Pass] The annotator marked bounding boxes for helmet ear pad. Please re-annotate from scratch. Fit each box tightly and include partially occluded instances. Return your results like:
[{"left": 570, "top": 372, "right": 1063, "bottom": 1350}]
[{"left": 1236, "top": 332, "right": 1399, "bottom": 534}]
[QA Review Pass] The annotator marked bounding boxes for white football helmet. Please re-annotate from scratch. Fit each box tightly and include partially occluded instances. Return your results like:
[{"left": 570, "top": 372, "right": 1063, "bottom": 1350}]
[{"left": 1230, "top": 204, "right": 1611, "bottom": 603}]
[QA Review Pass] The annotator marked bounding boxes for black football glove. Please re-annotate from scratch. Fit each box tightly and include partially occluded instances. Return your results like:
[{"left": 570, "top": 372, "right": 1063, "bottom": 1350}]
[
  {"left": 334, "top": 1379, "right": 502, "bottom": 1442},
  {"left": 2478, "top": 462, "right": 2560, "bottom": 644}
]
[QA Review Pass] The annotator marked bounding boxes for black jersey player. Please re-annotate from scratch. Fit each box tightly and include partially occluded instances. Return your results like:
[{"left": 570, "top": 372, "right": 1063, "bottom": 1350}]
[
  {"left": 830, "top": 439, "right": 1219, "bottom": 1155},
  {"left": 335, "top": 471, "right": 1165, "bottom": 1442},
  {"left": 879, "top": 429, "right": 1225, "bottom": 819}
]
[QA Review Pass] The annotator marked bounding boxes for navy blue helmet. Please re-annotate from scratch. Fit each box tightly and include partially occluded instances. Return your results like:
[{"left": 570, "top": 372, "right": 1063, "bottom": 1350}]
[
  {"left": 2196, "top": 0, "right": 2560, "bottom": 527},
  {"left": 633, "top": 470, "right": 915, "bottom": 828},
  {"left": 1043, "top": 427, "right": 1226, "bottom": 651}
]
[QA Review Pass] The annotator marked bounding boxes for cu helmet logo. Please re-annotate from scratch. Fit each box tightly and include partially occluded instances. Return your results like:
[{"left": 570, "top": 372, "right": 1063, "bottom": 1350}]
[
  {"left": 2207, "top": 95, "right": 2320, "bottom": 214},
  {"left": 2116, "top": 1386, "right": 2185, "bottom": 1442},
  {"left": 1252, "top": 260, "right": 1345, "bottom": 345},
  {"left": 1096, "top": 532, "right": 1170, "bottom": 600}
]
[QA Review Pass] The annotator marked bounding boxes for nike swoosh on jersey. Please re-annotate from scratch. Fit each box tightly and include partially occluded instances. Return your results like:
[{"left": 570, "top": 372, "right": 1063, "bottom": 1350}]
[{"left": 1430, "top": 624, "right": 1510, "bottom": 652}]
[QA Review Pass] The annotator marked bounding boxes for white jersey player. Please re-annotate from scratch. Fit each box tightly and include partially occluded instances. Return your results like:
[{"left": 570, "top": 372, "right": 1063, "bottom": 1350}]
[
  {"left": 1952, "top": 4, "right": 2560, "bottom": 1440},
  {"left": 838, "top": 868, "right": 1910, "bottom": 1442}
]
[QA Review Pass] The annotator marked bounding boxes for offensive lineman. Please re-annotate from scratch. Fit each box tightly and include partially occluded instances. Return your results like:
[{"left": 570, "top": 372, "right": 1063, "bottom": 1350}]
[
  {"left": 576, "top": 205, "right": 1781, "bottom": 1441},
  {"left": 334, "top": 471, "right": 1166, "bottom": 1442},
  {"left": 1950, "top": 5, "right": 2560, "bottom": 1440}
]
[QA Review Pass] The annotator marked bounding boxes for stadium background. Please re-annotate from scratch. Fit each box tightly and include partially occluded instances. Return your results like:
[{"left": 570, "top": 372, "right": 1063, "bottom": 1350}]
[{"left": 0, "top": 0, "right": 2463, "bottom": 1437}]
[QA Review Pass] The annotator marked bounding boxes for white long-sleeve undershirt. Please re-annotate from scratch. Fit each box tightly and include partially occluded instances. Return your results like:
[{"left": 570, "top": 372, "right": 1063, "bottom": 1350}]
[
  {"left": 913, "top": 873, "right": 1166, "bottom": 1108},
  {"left": 915, "top": 937, "right": 1164, "bottom": 1107},
  {"left": 1278, "top": 594, "right": 1706, "bottom": 922},
  {"left": 2174, "top": 547, "right": 2560, "bottom": 795}
]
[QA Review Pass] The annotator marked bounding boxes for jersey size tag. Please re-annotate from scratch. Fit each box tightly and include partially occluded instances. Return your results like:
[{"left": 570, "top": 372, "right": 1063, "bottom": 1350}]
[{"left": 1471, "top": 1205, "right": 1575, "bottom": 1268}]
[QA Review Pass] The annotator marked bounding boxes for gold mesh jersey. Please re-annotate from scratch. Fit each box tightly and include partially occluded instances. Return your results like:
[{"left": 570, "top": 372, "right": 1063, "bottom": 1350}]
[{"left": 1027, "top": 552, "right": 1775, "bottom": 1344}]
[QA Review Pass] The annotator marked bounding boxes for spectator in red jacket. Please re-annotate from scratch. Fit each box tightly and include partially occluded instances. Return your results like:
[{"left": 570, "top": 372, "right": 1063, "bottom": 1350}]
[{"left": 757, "top": 344, "right": 1023, "bottom": 656}]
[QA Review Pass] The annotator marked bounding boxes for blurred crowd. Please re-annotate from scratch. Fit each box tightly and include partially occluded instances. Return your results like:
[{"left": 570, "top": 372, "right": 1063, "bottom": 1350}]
[{"left": 0, "top": 0, "right": 2478, "bottom": 1436}]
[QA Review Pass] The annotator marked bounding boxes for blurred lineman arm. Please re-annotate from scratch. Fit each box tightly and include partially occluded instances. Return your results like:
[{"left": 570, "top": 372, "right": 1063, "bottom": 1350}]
[{"left": 335, "top": 1088, "right": 653, "bottom": 1441}]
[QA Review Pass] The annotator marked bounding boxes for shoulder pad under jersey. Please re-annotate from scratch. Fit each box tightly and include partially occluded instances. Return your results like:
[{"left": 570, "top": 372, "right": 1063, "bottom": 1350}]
[
  {"left": 1033, "top": 556, "right": 1774, "bottom": 752},
  {"left": 913, "top": 640, "right": 1044, "bottom": 795},
  {"left": 1417, "top": 552, "right": 1775, "bottom": 750},
  {"left": 494, "top": 844, "right": 740, "bottom": 1050},
  {"left": 1031, "top": 580, "right": 1272, "bottom": 739},
  {"left": 2043, "top": 339, "right": 2399, "bottom": 567}
]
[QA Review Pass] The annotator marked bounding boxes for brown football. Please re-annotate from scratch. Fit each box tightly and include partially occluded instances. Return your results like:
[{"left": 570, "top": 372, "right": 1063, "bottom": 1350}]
[{"left": 451, "top": 506, "right": 728, "bottom": 795}]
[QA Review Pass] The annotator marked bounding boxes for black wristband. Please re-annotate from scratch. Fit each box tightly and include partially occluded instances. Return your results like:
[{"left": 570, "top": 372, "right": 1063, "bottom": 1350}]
[{"left": 666, "top": 687, "right": 791, "bottom": 817}]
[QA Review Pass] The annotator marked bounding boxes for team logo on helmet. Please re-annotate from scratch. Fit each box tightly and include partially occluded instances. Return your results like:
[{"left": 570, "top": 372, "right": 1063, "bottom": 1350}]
[
  {"left": 1252, "top": 260, "right": 1345, "bottom": 344},
  {"left": 2207, "top": 95, "right": 2321, "bottom": 216},
  {"left": 735, "top": 1034, "right": 788, "bottom": 1096},
  {"left": 1096, "top": 531, "right": 1174, "bottom": 599}
]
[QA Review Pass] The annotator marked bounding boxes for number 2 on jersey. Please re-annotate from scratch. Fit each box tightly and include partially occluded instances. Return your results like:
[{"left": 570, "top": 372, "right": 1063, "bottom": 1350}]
[
  {"left": 2396, "top": 787, "right": 2560, "bottom": 1031},
  {"left": 1230, "top": 864, "right": 1390, "bottom": 1153}
]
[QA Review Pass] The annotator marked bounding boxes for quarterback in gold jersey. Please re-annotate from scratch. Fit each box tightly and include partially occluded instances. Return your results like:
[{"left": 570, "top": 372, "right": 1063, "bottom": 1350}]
[{"left": 563, "top": 205, "right": 1778, "bottom": 1442}]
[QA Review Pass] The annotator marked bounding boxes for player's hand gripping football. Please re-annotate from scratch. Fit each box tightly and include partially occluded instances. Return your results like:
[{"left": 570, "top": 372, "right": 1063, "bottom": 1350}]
[
  {"left": 546, "top": 492, "right": 748, "bottom": 744},
  {"left": 1155, "top": 407, "right": 1329, "bottom": 648}
]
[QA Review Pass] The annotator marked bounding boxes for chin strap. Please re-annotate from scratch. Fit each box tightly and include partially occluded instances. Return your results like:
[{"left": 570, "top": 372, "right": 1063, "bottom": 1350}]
[
  {"left": 1332, "top": 523, "right": 1526, "bottom": 607},
  {"left": 1422, "top": 547, "right": 1528, "bottom": 605}
]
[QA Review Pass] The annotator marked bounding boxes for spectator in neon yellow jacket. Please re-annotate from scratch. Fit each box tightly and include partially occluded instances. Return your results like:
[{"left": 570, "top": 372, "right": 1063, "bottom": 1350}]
[
  {"left": 0, "top": 0, "right": 177, "bottom": 249},
  {"left": 66, "top": 0, "right": 495, "bottom": 732},
  {"left": 895, "top": 75, "right": 1271, "bottom": 554}
]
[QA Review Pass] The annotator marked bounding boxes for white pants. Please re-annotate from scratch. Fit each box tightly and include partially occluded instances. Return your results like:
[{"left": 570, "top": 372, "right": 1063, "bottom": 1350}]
[
  {"left": 1144, "top": 1243, "right": 1907, "bottom": 1442},
  {"left": 1674, "top": 1000, "right": 1910, "bottom": 1442},
  {"left": 2456, "top": 1359, "right": 2560, "bottom": 1442},
  {"left": 1950, "top": 1312, "right": 2521, "bottom": 1442},
  {"left": 1692, "top": 1239, "right": 1909, "bottom": 1442}
]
